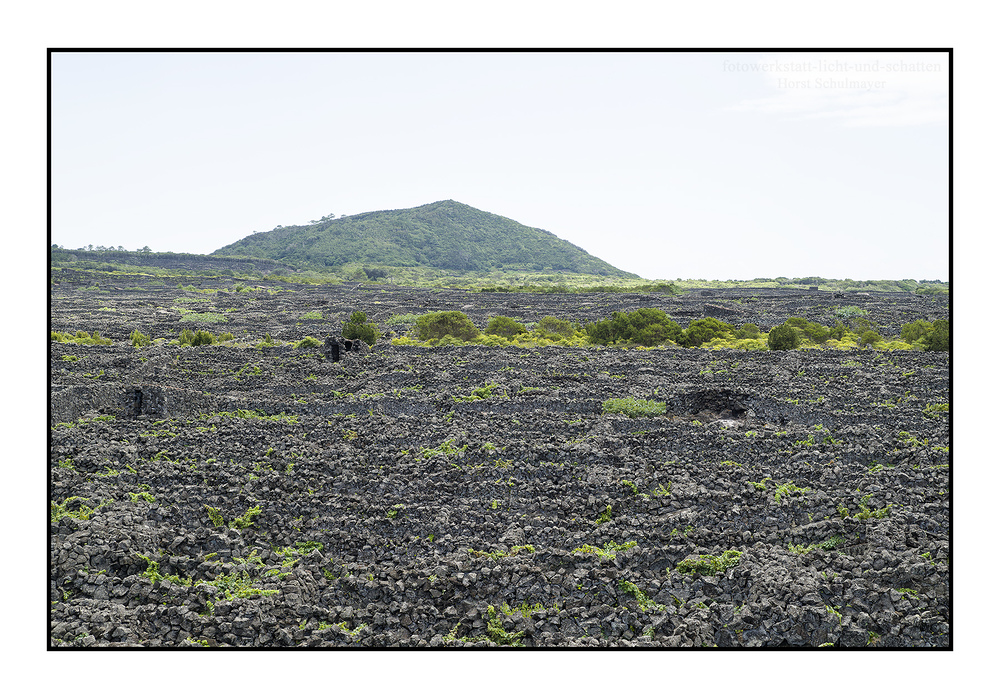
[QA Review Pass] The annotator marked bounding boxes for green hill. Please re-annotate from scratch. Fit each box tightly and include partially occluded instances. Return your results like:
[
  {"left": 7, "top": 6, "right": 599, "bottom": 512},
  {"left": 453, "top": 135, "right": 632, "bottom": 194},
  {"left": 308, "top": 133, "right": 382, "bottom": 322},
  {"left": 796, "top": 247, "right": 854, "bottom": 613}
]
[{"left": 211, "top": 200, "right": 637, "bottom": 277}]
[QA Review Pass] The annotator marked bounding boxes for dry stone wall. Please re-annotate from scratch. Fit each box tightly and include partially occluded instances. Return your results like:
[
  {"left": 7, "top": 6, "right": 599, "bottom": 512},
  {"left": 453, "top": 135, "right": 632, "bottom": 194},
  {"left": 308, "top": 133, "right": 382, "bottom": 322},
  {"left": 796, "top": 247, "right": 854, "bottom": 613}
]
[{"left": 49, "top": 269, "right": 951, "bottom": 647}]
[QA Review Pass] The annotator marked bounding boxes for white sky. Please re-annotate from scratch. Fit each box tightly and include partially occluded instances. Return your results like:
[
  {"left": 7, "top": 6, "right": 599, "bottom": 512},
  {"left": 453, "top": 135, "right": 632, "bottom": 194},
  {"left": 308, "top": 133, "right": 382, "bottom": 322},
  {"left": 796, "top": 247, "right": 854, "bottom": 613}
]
[{"left": 50, "top": 49, "right": 949, "bottom": 281}]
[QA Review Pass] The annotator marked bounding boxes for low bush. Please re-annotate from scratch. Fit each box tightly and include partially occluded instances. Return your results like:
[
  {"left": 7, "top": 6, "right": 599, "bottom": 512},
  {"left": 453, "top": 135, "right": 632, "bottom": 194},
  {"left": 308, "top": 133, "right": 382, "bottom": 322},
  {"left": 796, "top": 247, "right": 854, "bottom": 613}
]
[
  {"left": 849, "top": 317, "right": 874, "bottom": 334},
  {"left": 585, "top": 308, "right": 683, "bottom": 346},
  {"left": 295, "top": 336, "right": 323, "bottom": 349},
  {"left": 786, "top": 317, "right": 831, "bottom": 343},
  {"left": 829, "top": 321, "right": 849, "bottom": 341},
  {"left": 602, "top": 397, "right": 667, "bottom": 418},
  {"left": 859, "top": 329, "right": 882, "bottom": 348},
  {"left": 675, "top": 550, "right": 742, "bottom": 576},
  {"left": 177, "top": 329, "right": 216, "bottom": 346},
  {"left": 485, "top": 316, "right": 527, "bottom": 338},
  {"left": 130, "top": 329, "right": 152, "bottom": 348},
  {"left": 926, "top": 319, "right": 949, "bottom": 351},
  {"left": 901, "top": 320, "right": 933, "bottom": 343},
  {"left": 256, "top": 333, "right": 280, "bottom": 349},
  {"left": 734, "top": 323, "right": 761, "bottom": 339},
  {"left": 767, "top": 323, "right": 801, "bottom": 351},
  {"left": 834, "top": 305, "right": 868, "bottom": 318},
  {"left": 704, "top": 337, "right": 768, "bottom": 351},
  {"left": 415, "top": 311, "right": 480, "bottom": 342},
  {"left": 681, "top": 317, "right": 735, "bottom": 347},
  {"left": 51, "top": 330, "right": 113, "bottom": 346},
  {"left": 533, "top": 316, "right": 576, "bottom": 340},
  {"left": 193, "top": 330, "right": 215, "bottom": 346},
  {"left": 343, "top": 311, "right": 379, "bottom": 345},
  {"left": 903, "top": 318, "right": 949, "bottom": 351}
]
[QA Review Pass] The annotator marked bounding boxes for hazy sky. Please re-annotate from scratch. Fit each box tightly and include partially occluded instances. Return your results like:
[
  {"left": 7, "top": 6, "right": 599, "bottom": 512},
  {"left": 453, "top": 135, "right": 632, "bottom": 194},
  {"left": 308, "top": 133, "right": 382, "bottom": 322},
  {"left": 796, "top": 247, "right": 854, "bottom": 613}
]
[{"left": 51, "top": 50, "right": 949, "bottom": 281}]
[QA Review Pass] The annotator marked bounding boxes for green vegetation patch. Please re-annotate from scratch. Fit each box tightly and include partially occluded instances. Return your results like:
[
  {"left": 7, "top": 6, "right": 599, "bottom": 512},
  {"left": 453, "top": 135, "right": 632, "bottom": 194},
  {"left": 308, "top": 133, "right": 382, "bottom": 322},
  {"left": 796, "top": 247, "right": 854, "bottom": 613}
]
[
  {"left": 130, "top": 329, "right": 152, "bottom": 347},
  {"left": 681, "top": 317, "right": 736, "bottom": 347},
  {"left": 573, "top": 541, "right": 637, "bottom": 559},
  {"left": 586, "top": 308, "right": 682, "bottom": 347},
  {"left": 922, "top": 402, "right": 949, "bottom": 419},
  {"left": 416, "top": 438, "right": 468, "bottom": 460},
  {"left": 774, "top": 481, "right": 811, "bottom": 504},
  {"left": 675, "top": 550, "right": 742, "bottom": 576},
  {"left": 51, "top": 330, "right": 113, "bottom": 345},
  {"left": 484, "top": 315, "right": 527, "bottom": 338},
  {"left": 837, "top": 494, "right": 893, "bottom": 520},
  {"left": 205, "top": 504, "right": 262, "bottom": 529},
  {"left": 617, "top": 579, "right": 665, "bottom": 612},
  {"left": 767, "top": 323, "right": 801, "bottom": 351},
  {"left": 343, "top": 311, "right": 379, "bottom": 345},
  {"left": 51, "top": 496, "right": 112, "bottom": 523},
  {"left": 178, "top": 328, "right": 218, "bottom": 346},
  {"left": 198, "top": 409, "right": 298, "bottom": 424},
  {"left": 834, "top": 306, "right": 868, "bottom": 318},
  {"left": 602, "top": 397, "right": 666, "bottom": 418},
  {"left": 295, "top": 336, "right": 323, "bottom": 349},
  {"left": 468, "top": 544, "right": 536, "bottom": 561},
  {"left": 415, "top": 311, "right": 480, "bottom": 342},
  {"left": 455, "top": 381, "right": 503, "bottom": 402}
]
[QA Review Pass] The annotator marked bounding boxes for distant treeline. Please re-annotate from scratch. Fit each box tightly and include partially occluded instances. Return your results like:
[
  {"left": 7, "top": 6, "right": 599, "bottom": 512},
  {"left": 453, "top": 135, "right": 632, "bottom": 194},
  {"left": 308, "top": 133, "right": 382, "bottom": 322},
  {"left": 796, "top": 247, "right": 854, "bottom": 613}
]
[{"left": 50, "top": 247, "right": 949, "bottom": 297}]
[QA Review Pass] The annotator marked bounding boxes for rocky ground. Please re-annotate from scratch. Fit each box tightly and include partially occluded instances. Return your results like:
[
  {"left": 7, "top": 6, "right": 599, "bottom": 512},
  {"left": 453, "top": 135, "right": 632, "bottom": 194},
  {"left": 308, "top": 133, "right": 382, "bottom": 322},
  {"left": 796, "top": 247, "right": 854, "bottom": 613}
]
[{"left": 49, "top": 268, "right": 951, "bottom": 647}]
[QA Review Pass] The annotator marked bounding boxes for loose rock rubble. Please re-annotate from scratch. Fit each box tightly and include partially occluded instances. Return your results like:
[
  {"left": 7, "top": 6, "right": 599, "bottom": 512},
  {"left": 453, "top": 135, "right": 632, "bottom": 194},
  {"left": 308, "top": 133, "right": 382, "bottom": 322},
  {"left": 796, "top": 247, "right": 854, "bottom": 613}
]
[{"left": 49, "top": 270, "right": 950, "bottom": 647}]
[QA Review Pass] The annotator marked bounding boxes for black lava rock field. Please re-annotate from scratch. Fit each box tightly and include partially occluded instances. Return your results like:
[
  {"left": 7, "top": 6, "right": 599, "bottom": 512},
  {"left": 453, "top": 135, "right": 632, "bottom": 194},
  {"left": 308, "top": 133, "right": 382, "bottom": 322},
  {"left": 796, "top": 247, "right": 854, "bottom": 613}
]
[{"left": 49, "top": 269, "right": 951, "bottom": 648}]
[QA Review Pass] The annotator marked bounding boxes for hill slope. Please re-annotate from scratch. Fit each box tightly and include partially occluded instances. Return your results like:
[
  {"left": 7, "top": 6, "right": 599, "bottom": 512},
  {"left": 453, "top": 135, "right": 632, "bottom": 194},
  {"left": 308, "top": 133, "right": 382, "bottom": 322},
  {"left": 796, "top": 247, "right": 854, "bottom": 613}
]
[{"left": 212, "top": 200, "right": 636, "bottom": 277}]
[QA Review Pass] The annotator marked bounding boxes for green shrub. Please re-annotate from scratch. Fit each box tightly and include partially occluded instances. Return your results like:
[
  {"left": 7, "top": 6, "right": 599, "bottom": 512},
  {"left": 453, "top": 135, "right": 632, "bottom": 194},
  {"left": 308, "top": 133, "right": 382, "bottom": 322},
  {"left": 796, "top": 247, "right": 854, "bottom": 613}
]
[
  {"left": 734, "top": 323, "right": 761, "bottom": 339},
  {"left": 229, "top": 505, "right": 262, "bottom": 530},
  {"left": 51, "top": 330, "right": 113, "bottom": 346},
  {"left": 926, "top": 319, "right": 949, "bottom": 351},
  {"left": 681, "top": 317, "right": 735, "bottom": 347},
  {"left": 485, "top": 316, "right": 527, "bottom": 338},
  {"left": 675, "top": 550, "right": 742, "bottom": 576},
  {"left": 901, "top": 320, "right": 933, "bottom": 343},
  {"left": 431, "top": 334, "right": 467, "bottom": 347},
  {"left": 786, "top": 317, "right": 830, "bottom": 343},
  {"left": 415, "top": 311, "right": 480, "bottom": 341},
  {"left": 130, "top": 329, "right": 152, "bottom": 348},
  {"left": 767, "top": 323, "right": 801, "bottom": 350},
  {"left": 256, "top": 333, "right": 279, "bottom": 348},
  {"left": 602, "top": 397, "right": 667, "bottom": 417},
  {"left": 342, "top": 311, "right": 379, "bottom": 345},
  {"left": 295, "top": 336, "right": 323, "bottom": 349},
  {"left": 834, "top": 306, "right": 868, "bottom": 318},
  {"left": 533, "top": 316, "right": 576, "bottom": 340},
  {"left": 859, "top": 329, "right": 881, "bottom": 347},
  {"left": 904, "top": 318, "right": 948, "bottom": 351},
  {"left": 585, "top": 308, "right": 682, "bottom": 346},
  {"left": 178, "top": 329, "right": 215, "bottom": 346},
  {"left": 193, "top": 330, "right": 215, "bottom": 346},
  {"left": 849, "top": 317, "right": 874, "bottom": 334}
]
